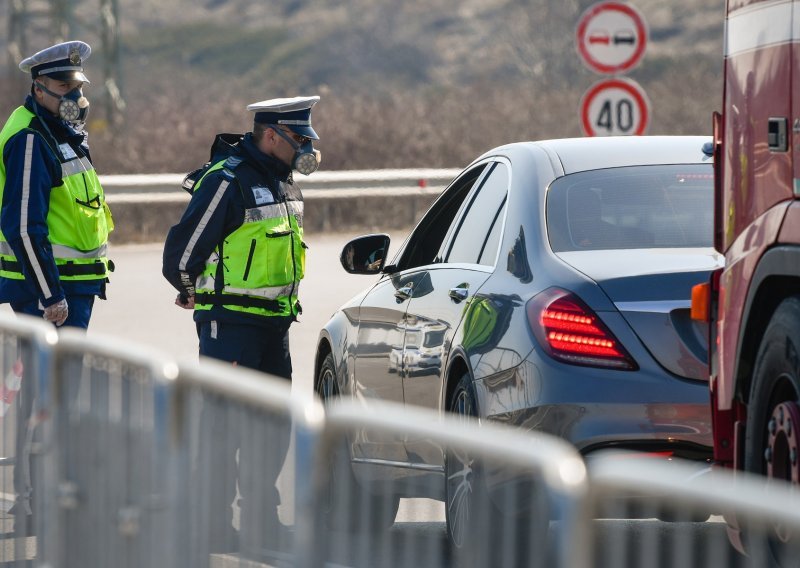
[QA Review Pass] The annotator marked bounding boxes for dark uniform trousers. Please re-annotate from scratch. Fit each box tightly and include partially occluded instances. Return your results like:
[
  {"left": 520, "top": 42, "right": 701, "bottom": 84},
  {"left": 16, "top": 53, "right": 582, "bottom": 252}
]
[{"left": 195, "top": 319, "right": 292, "bottom": 559}]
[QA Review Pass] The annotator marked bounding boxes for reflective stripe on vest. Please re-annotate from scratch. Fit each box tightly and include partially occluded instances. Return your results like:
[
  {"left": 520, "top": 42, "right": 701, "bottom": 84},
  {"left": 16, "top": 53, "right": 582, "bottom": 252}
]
[
  {"left": 192, "top": 159, "right": 305, "bottom": 319},
  {"left": 196, "top": 273, "right": 296, "bottom": 300},
  {"left": 0, "top": 106, "right": 112, "bottom": 282}
]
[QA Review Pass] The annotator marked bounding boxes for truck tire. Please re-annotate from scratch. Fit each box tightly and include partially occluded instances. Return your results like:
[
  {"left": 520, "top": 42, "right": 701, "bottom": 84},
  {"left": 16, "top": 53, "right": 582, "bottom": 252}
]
[{"left": 744, "top": 296, "right": 800, "bottom": 565}]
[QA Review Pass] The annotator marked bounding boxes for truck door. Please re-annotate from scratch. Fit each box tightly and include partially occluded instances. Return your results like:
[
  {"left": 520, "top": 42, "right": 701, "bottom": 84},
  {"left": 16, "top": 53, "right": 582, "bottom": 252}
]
[{"left": 723, "top": 0, "right": 794, "bottom": 249}]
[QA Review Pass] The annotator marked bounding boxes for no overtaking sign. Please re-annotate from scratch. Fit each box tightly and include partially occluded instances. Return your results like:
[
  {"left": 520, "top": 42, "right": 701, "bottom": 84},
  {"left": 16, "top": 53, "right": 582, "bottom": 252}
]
[{"left": 576, "top": 1, "right": 648, "bottom": 75}]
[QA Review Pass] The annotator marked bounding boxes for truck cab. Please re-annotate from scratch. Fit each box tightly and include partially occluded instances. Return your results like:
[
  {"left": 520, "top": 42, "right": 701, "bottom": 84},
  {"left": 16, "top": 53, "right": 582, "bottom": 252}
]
[{"left": 704, "top": 0, "right": 800, "bottom": 556}]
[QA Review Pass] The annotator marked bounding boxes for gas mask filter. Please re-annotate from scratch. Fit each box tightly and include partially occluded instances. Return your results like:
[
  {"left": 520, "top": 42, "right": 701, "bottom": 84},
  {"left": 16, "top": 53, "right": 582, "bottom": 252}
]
[
  {"left": 293, "top": 140, "right": 322, "bottom": 175},
  {"left": 35, "top": 81, "right": 90, "bottom": 125},
  {"left": 273, "top": 127, "right": 321, "bottom": 175}
]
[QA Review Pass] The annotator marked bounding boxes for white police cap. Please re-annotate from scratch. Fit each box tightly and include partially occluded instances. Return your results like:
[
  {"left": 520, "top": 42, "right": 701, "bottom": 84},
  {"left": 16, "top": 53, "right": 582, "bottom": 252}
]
[
  {"left": 19, "top": 41, "right": 91, "bottom": 83},
  {"left": 247, "top": 96, "right": 320, "bottom": 140}
]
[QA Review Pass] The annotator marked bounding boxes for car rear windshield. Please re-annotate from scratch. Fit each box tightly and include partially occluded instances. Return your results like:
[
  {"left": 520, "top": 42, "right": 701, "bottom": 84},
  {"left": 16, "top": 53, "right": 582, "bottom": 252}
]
[{"left": 547, "top": 164, "right": 713, "bottom": 252}]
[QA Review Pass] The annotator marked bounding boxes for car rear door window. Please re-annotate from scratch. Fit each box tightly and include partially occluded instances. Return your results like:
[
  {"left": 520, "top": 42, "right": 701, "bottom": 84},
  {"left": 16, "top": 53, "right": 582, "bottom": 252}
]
[{"left": 445, "top": 162, "right": 510, "bottom": 265}]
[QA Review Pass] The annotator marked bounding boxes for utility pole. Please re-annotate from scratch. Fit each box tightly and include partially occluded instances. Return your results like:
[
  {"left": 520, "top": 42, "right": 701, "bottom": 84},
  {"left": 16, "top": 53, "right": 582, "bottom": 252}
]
[{"left": 6, "top": 0, "right": 125, "bottom": 125}]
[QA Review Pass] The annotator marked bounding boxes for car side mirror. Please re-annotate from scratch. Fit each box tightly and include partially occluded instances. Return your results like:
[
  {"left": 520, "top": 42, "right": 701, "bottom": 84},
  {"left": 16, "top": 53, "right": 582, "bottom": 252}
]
[{"left": 340, "top": 234, "right": 391, "bottom": 274}]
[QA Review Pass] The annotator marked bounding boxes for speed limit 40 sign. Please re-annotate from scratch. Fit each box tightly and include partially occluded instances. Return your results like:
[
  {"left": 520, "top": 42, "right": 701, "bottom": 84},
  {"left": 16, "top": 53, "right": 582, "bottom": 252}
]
[{"left": 580, "top": 77, "right": 650, "bottom": 136}]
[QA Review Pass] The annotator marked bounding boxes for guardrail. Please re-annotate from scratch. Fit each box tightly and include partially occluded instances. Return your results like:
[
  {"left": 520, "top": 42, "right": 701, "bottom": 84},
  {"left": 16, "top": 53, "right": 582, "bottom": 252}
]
[
  {"left": 100, "top": 168, "right": 462, "bottom": 195},
  {"left": 102, "top": 169, "right": 459, "bottom": 242},
  {"left": 4, "top": 313, "right": 800, "bottom": 567}
]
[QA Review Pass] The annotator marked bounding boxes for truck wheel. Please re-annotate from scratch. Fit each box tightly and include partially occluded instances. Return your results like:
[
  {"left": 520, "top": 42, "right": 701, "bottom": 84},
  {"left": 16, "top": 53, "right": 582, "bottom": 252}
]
[
  {"left": 315, "top": 351, "right": 400, "bottom": 533},
  {"left": 744, "top": 296, "right": 800, "bottom": 562}
]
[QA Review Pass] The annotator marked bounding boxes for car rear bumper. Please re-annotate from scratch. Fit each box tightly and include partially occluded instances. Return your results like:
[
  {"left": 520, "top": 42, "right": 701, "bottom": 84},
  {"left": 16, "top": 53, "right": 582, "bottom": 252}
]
[{"left": 474, "top": 358, "right": 713, "bottom": 453}]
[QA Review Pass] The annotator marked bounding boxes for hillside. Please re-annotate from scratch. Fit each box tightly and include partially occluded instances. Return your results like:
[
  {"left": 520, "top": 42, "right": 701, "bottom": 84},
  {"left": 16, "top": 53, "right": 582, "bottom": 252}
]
[
  {"left": 116, "top": 0, "right": 723, "bottom": 90},
  {"left": 0, "top": 1, "right": 725, "bottom": 173}
]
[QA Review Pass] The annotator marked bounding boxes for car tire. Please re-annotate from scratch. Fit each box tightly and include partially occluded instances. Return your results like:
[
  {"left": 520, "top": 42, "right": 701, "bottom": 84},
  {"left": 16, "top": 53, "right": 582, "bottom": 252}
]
[
  {"left": 743, "top": 296, "right": 800, "bottom": 566},
  {"left": 445, "top": 371, "right": 547, "bottom": 566},
  {"left": 315, "top": 351, "right": 400, "bottom": 533},
  {"left": 445, "top": 371, "right": 481, "bottom": 551},
  {"left": 446, "top": 371, "right": 515, "bottom": 566}
]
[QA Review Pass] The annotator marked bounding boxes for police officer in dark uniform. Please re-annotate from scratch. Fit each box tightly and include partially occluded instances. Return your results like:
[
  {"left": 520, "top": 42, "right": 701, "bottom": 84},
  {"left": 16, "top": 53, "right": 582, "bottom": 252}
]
[
  {"left": 162, "top": 96, "right": 321, "bottom": 557},
  {"left": 0, "top": 40, "right": 113, "bottom": 537}
]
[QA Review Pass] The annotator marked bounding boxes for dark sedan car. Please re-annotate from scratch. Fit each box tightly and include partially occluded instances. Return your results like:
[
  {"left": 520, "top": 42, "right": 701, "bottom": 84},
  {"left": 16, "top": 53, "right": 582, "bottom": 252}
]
[{"left": 314, "top": 136, "right": 718, "bottom": 545}]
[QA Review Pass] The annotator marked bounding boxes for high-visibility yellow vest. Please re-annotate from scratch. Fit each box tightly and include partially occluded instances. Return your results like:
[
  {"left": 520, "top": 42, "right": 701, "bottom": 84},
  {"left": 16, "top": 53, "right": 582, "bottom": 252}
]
[
  {"left": 0, "top": 106, "right": 112, "bottom": 281},
  {"left": 193, "top": 159, "right": 306, "bottom": 318}
]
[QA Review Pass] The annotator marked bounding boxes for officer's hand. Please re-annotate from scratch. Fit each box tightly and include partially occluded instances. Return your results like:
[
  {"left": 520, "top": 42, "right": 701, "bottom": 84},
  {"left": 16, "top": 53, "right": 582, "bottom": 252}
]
[
  {"left": 43, "top": 299, "right": 69, "bottom": 326},
  {"left": 175, "top": 293, "right": 195, "bottom": 310}
]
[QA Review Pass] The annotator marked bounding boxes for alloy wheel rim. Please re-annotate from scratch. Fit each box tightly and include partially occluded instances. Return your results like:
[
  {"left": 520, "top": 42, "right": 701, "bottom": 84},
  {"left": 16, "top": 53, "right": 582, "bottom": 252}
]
[
  {"left": 319, "top": 366, "right": 335, "bottom": 399},
  {"left": 765, "top": 399, "right": 800, "bottom": 543},
  {"left": 447, "top": 387, "right": 474, "bottom": 548}
]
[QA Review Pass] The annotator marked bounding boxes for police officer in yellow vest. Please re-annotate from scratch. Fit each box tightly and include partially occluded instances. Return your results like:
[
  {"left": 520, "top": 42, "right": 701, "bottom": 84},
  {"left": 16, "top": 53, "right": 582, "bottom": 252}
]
[
  {"left": 163, "top": 95, "right": 320, "bottom": 373},
  {"left": 1, "top": 40, "right": 112, "bottom": 538},
  {"left": 162, "top": 96, "right": 320, "bottom": 554},
  {"left": 0, "top": 41, "right": 112, "bottom": 329}
]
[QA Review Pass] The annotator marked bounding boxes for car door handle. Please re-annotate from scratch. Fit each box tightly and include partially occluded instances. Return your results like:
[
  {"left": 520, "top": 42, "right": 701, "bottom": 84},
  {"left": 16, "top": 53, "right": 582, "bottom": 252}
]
[
  {"left": 395, "top": 286, "right": 413, "bottom": 302},
  {"left": 449, "top": 287, "right": 469, "bottom": 303}
]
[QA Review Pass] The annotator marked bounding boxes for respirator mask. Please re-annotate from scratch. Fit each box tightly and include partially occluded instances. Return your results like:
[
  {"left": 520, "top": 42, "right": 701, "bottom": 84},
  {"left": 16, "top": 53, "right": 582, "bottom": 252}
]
[
  {"left": 273, "top": 126, "right": 321, "bottom": 176},
  {"left": 35, "top": 81, "right": 90, "bottom": 125}
]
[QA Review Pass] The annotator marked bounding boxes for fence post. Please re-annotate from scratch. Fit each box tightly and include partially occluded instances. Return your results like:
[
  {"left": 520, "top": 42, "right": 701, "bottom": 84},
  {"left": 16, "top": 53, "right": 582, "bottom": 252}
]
[{"left": 291, "top": 394, "right": 326, "bottom": 568}]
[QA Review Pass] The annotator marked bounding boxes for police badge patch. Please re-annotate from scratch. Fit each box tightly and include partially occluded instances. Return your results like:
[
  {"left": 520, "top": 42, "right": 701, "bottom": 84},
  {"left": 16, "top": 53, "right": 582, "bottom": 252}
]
[
  {"left": 251, "top": 185, "right": 275, "bottom": 205},
  {"left": 69, "top": 47, "right": 81, "bottom": 65}
]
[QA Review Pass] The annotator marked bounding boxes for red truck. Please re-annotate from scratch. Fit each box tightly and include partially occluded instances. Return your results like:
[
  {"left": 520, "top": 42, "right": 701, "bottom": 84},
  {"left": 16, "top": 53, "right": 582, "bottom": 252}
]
[{"left": 695, "top": 0, "right": 800, "bottom": 554}]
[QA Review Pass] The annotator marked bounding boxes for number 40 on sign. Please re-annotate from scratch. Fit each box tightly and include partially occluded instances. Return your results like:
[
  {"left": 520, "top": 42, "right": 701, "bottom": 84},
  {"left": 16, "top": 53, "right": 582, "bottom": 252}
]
[{"left": 580, "top": 77, "right": 650, "bottom": 136}]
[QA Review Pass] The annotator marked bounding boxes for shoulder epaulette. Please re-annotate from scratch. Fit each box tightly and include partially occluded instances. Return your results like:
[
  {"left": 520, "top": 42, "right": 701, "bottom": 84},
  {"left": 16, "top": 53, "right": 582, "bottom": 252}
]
[{"left": 224, "top": 155, "right": 243, "bottom": 169}]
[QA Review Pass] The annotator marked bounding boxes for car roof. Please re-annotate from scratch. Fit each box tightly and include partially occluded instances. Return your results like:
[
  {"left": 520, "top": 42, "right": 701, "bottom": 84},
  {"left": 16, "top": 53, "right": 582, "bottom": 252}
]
[{"left": 484, "top": 136, "right": 713, "bottom": 175}]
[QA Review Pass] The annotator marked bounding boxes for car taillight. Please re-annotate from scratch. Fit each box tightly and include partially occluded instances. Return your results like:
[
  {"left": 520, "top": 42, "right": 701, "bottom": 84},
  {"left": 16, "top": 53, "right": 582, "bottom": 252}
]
[{"left": 526, "top": 288, "right": 638, "bottom": 370}]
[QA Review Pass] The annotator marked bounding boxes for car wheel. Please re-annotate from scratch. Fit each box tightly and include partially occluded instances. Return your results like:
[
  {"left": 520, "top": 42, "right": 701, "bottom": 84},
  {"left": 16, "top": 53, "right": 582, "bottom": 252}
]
[
  {"left": 445, "top": 371, "right": 480, "bottom": 550},
  {"left": 744, "top": 296, "right": 800, "bottom": 565},
  {"left": 315, "top": 351, "right": 400, "bottom": 533},
  {"left": 445, "top": 371, "right": 547, "bottom": 566},
  {"left": 316, "top": 351, "right": 338, "bottom": 400},
  {"left": 446, "top": 370, "right": 515, "bottom": 565}
]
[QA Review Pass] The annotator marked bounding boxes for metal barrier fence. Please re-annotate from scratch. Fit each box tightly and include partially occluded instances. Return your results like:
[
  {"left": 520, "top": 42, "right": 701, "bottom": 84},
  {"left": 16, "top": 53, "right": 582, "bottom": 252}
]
[
  {"left": 586, "top": 454, "right": 800, "bottom": 568},
  {"left": 303, "top": 400, "right": 589, "bottom": 568},
  {"left": 4, "top": 311, "right": 800, "bottom": 567},
  {"left": 0, "top": 316, "right": 55, "bottom": 565}
]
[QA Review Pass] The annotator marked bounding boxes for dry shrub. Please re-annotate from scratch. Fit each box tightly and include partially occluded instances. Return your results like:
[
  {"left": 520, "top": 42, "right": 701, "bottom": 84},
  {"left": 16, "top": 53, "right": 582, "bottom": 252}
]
[
  {"left": 1, "top": 69, "right": 721, "bottom": 175},
  {"left": 86, "top": 80, "right": 592, "bottom": 174}
]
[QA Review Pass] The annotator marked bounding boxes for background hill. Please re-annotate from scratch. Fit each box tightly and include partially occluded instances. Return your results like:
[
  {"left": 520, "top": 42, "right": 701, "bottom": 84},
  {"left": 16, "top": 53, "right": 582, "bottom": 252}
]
[{"left": 0, "top": 0, "right": 725, "bottom": 173}]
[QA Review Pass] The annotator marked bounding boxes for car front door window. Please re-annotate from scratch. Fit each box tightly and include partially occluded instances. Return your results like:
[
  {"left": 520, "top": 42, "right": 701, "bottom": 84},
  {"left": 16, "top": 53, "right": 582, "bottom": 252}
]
[
  {"left": 395, "top": 164, "right": 488, "bottom": 271},
  {"left": 445, "top": 163, "right": 510, "bottom": 266}
]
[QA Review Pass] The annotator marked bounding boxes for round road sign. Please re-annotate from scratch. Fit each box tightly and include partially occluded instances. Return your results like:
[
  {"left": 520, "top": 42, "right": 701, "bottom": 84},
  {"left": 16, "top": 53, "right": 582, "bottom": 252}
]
[
  {"left": 580, "top": 77, "right": 650, "bottom": 136},
  {"left": 576, "top": 1, "right": 648, "bottom": 75}
]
